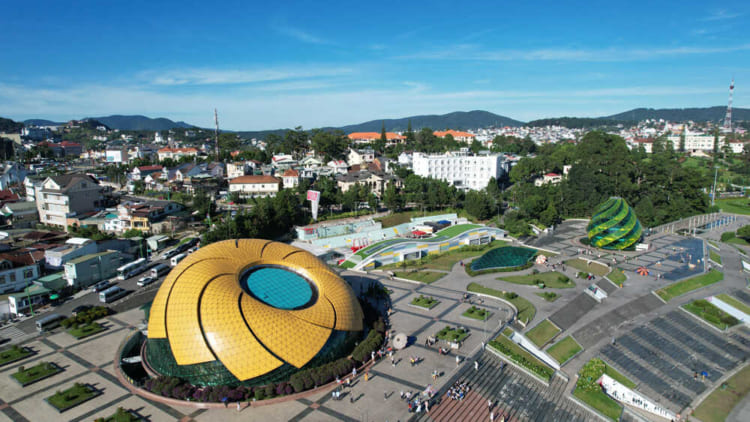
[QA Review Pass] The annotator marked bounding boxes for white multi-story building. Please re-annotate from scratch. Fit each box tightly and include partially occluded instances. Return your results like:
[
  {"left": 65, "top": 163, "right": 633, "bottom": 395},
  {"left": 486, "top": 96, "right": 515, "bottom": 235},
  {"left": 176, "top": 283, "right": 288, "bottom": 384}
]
[
  {"left": 36, "top": 174, "right": 104, "bottom": 227},
  {"left": 412, "top": 150, "right": 507, "bottom": 191},
  {"left": 228, "top": 175, "right": 281, "bottom": 198}
]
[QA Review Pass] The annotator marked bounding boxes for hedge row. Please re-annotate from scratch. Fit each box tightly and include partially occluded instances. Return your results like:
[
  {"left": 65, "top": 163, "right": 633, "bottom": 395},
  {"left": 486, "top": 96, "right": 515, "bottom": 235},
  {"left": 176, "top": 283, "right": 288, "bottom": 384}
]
[
  {"left": 489, "top": 338, "right": 553, "bottom": 380},
  {"left": 60, "top": 306, "right": 109, "bottom": 329}
]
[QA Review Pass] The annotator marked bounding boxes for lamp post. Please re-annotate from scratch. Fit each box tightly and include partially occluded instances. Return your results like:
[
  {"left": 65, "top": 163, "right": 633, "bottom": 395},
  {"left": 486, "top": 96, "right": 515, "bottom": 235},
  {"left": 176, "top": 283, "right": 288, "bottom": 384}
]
[{"left": 711, "top": 166, "right": 719, "bottom": 207}]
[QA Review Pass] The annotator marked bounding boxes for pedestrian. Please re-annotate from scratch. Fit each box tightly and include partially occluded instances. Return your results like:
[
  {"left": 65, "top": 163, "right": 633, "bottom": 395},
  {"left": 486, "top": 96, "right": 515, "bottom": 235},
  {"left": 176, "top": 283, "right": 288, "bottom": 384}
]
[
  {"left": 488, "top": 399, "right": 492, "bottom": 410},
  {"left": 350, "top": 394, "right": 354, "bottom": 404},
  {"left": 425, "top": 400, "right": 430, "bottom": 412},
  {"left": 490, "top": 411, "right": 495, "bottom": 422},
  {"left": 384, "top": 390, "right": 388, "bottom": 400},
  {"left": 237, "top": 402, "right": 241, "bottom": 412},
  {"left": 365, "top": 372, "right": 369, "bottom": 382},
  {"left": 392, "top": 355, "right": 395, "bottom": 367},
  {"left": 481, "top": 341, "right": 485, "bottom": 349},
  {"left": 456, "top": 355, "right": 460, "bottom": 366},
  {"left": 400, "top": 390, "right": 405, "bottom": 400},
  {"left": 372, "top": 351, "right": 376, "bottom": 362},
  {"left": 475, "top": 361, "right": 479, "bottom": 371},
  {"left": 353, "top": 367, "right": 357, "bottom": 377}
]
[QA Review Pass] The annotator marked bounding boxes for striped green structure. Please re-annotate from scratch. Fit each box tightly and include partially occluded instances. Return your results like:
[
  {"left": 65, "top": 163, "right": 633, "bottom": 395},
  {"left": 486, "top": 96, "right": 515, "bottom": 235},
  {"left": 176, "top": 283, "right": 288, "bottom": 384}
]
[{"left": 587, "top": 197, "right": 642, "bottom": 250}]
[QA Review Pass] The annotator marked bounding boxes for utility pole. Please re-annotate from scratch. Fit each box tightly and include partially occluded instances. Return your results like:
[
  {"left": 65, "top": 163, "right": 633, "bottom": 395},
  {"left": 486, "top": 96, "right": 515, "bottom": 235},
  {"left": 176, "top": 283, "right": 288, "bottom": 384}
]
[
  {"left": 214, "top": 109, "right": 220, "bottom": 161},
  {"left": 712, "top": 166, "right": 718, "bottom": 207}
]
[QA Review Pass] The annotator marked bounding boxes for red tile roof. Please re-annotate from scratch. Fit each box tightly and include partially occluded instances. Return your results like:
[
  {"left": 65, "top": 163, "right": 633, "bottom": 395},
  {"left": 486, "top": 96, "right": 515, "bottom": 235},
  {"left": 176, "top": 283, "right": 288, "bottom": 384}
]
[
  {"left": 138, "top": 165, "right": 163, "bottom": 171},
  {"left": 283, "top": 169, "right": 299, "bottom": 177},
  {"left": 348, "top": 132, "right": 405, "bottom": 141},
  {"left": 229, "top": 175, "right": 280, "bottom": 184},
  {"left": 434, "top": 130, "right": 475, "bottom": 138}
]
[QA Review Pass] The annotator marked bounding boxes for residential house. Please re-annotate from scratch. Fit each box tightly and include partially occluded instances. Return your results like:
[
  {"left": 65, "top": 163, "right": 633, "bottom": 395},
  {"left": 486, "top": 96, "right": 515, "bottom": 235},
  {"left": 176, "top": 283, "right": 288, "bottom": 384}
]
[
  {"left": 397, "top": 152, "right": 413, "bottom": 167},
  {"left": 336, "top": 170, "right": 399, "bottom": 197},
  {"left": 157, "top": 147, "right": 199, "bottom": 161},
  {"left": 229, "top": 175, "right": 281, "bottom": 198},
  {"left": 272, "top": 154, "right": 297, "bottom": 170},
  {"left": 45, "top": 237, "right": 97, "bottom": 270},
  {"left": 105, "top": 200, "right": 184, "bottom": 234},
  {"left": 23, "top": 176, "right": 44, "bottom": 202},
  {"left": 299, "top": 156, "right": 324, "bottom": 168},
  {"left": 63, "top": 250, "right": 121, "bottom": 288},
  {"left": 0, "top": 250, "right": 43, "bottom": 294},
  {"left": 227, "top": 162, "right": 250, "bottom": 179},
  {"left": 59, "top": 141, "right": 83, "bottom": 157},
  {"left": 131, "top": 165, "right": 163, "bottom": 181},
  {"left": 1, "top": 201, "right": 39, "bottom": 229},
  {"left": 347, "top": 148, "right": 375, "bottom": 167},
  {"left": 0, "top": 162, "right": 27, "bottom": 189},
  {"left": 534, "top": 172, "right": 563, "bottom": 186},
  {"left": 327, "top": 160, "right": 349, "bottom": 175},
  {"left": 36, "top": 174, "right": 104, "bottom": 227},
  {"left": 434, "top": 130, "right": 476, "bottom": 142},
  {"left": 282, "top": 169, "right": 300, "bottom": 189},
  {"left": 105, "top": 147, "right": 129, "bottom": 164},
  {"left": 347, "top": 132, "right": 405, "bottom": 145}
]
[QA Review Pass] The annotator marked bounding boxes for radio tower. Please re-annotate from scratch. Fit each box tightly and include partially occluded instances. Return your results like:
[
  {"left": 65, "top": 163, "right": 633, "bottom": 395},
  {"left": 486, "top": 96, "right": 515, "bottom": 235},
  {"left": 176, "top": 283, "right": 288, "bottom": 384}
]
[
  {"left": 214, "top": 108, "right": 220, "bottom": 160},
  {"left": 723, "top": 78, "right": 734, "bottom": 132}
]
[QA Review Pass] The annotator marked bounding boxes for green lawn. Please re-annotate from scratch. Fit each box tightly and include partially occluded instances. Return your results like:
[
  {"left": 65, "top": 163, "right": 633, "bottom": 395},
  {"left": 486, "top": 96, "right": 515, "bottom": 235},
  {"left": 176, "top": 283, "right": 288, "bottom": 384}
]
[
  {"left": 525, "top": 319, "right": 560, "bottom": 348},
  {"left": 382, "top": 239, "right": 509, "bottom": 272},
  {"left": 708, "top": 240, "right": 720, "bottom": 249},
  {"left": 0, "top": 345, "right": 32, "bottom": 366},
  {"left": 546, "top": 336, "right": 582, "bottom": 364},
  {"left": 467, "top": 283, "right": 536, "bottom": 324},
  {"left": 606, "top": 268, "right": 626, "bottom": 285},
  {"left": 410, "top": 295, "right": 439, "bottom": 309},
  {"left": 683, "top": 299, "right": 739, "bottom": 330},
  {"left": 490, "top": 333, "right": 554, "bottom": 381},
  {"left": 339, "top": 260, "right": 355, "bottom": 269},
  {"left": 655, "top": 269, "right": 724, "bottom": 301},
  {"left": 717, "top": 293, "right": 750, "bottom": 315},
  {"left": 499, "top": 271, "right": 574, "bottom": 289},
  {"left": 436, "top": 326, "right": 470, "bottom": 343},
  {"left": 393, "top": 270, "right": 445, "bottom": 284},
  {"left": 434, "top": 224, "right": 481, "bottom": 238},
  {"left": 11, "top": 362, "right": 62, "bottom": 386},
  {"left": 715, "top": 197, "right": 750, "bottom": 215},
  {"left": 693, "top": 364, "right": 750, "bottom": 422},
  {"left": 46, "top": 383, "right": 99, "bottom": 412},
  {"left": 462, "top": 305, "right": 491, "bottom": 320},
  {"left": 574, "top": 358, "right": 636, "bottom": 421},
  {"left": 564, "top": 258, "right": 609, "bottom": 277},
  {"left": 724, "top": 235, "right": 750, "bottom": 246},
  {"left": 68, "top": 322, "right": 105, "bottom": 339},
  {"left": 709, "top": 249, "right": 722, "bottom": 265},
  {"left": 536, "top": 291, "right": 559, "bottom": 302}
]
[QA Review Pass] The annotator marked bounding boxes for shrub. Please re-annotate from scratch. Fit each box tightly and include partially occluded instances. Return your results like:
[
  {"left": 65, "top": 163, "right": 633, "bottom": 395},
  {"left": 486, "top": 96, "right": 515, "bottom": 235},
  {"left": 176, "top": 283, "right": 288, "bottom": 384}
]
[
  {"left": 254, "top": 388, "right": 265, "bottom": 401},
  {"left": 721, "top": 231, "right": 736, "bottom": 242},
  {"left": 532, "top": 269, "right": 540, "bottom": 274},
  {"left": 504, "top": 292, "right": 518, "bottom": 300}
]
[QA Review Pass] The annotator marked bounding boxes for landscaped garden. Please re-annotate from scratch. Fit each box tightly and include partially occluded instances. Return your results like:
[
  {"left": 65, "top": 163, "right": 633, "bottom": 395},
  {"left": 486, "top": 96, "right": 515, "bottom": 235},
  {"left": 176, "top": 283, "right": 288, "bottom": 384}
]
[
  {"left": 489, "top": 330, "right": 554, "bottom": 381},
  {"left": 12, "top": 362, "right": 63, "bottom": 386},
  {"left": 467, "top": 246, "right": 537, "bottom": 275},
  {"left": 682, "top": 299, "right": 739, "bottom": 330},
  {"left": 94, "top": 407, "right": 139, "bottom": 422},
  {"left": 435, "top": 326, "right": 470, "bottom": 343},
  {"left": 462, "top": 305, "right": 490, "bottom": 321},
  {"left": 564, "top": 258, "right": 609, "bottom": 277},
  {"left": 467, "top": 283, "right": 536, "bottom": 324},
  {"left": 410, "top": 295, "right": 439, "bottom": 309},
  {"left": 655, "top": 270, "right": 724, "bottom": 301},
  {"left": 716, "top": 294, "right": 750, "bottom": 315},
  {"left": 68, "top": 321, "right": 106, "bottom": 339},
  {"left": 524, "top": 319, "right": 560, "bottom": 348},
  {"left": 393, "top": 270, "right": 445, "bottom": 284},
  {"left": 383, "top": 240, "right": 509, "bottom": 272},
  {"left": 0, "top": 345, "right": 32, "bottom": 366},
  {"left": 546, "top": 336, "right": 582, "bottom": 365},
  {"left": 46, "top": 383, "right": 100, "bottom": 412},
  {"left": 693, "top": 364, "right": 750, "bottom": 422},
  {"left": 499, "top": 271, "right": 574, "bottom": 289},
  {"left": 536, "top": 291, "right": 559, "bottom": 302},
  {"left": 574, "top": 358, "right": 636, "bottom": 421}
]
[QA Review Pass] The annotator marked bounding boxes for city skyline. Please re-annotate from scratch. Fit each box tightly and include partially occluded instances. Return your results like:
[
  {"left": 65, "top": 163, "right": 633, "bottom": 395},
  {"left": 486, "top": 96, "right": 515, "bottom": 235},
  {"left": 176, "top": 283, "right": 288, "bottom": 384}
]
[{"left": 1, "top": 0, "right": 748, "bottom": 130}]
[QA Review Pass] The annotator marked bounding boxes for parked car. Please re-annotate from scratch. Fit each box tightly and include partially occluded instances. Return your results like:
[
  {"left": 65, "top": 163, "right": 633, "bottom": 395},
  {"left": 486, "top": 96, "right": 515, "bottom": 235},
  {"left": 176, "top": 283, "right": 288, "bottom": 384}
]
[
  {"left": 71, "top": 304, "right": 92, "bottom": 316},
  {"left": 92, "top": 280, "right": 112, "bottom": 293},
  {"left": 137, "top": 276, "right": 156, "bottom": 287}
]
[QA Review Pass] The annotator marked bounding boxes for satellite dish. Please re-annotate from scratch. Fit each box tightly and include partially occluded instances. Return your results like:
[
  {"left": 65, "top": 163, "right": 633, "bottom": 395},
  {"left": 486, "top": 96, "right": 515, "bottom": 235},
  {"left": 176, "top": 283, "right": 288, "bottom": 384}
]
[{"left": 393, "top": 333, "right": 408, "bottom": 350}]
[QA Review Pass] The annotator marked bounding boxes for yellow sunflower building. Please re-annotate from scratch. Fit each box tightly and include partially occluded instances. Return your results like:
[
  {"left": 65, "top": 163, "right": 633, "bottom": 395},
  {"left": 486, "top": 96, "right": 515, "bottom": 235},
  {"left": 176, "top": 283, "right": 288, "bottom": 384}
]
[{"left": 144, "top": 239, "right": 364, "bottom": 386}]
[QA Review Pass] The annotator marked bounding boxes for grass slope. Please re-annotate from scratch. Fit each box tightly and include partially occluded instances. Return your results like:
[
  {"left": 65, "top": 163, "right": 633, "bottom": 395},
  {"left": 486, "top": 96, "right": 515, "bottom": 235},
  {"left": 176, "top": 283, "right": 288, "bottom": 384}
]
[
  {"left": 525, "top": 319, "right": 560, "bottom": 348},
  {"left": 499, "top": 271, "right": 574, "bottom": 289},
  {"left": 655, "top": 269, "right": 724, "bottom": 301},
  {"left": 546, "top": 336, "right": 582, "bottom": 365},
  {"left": 467, "top": 283, "right": 536, "bottom": 324}
]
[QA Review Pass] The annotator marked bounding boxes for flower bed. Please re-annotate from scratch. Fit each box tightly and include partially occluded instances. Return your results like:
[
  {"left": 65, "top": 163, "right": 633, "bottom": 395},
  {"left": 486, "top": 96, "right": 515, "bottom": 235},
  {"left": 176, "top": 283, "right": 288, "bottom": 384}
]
[
  {"left": 410, "top": 295, "right": 439, "bottom": 309},
  {"left": 683, "top": 299, "right": 739, "bottom": 330},
  {"left": 68, "top": 322, "right": 106, "bottom": 339},
  {"left": 94, "top": 407, "right": 139, "bottom": 422},
  {"left": 46, "top": 383, "right": 101, "bottom": 412},
  {"left": 11, "top": 362, "right": 62, "bottom": 386},
  {"left": 0, "top": 345, "right": 32, "bottom": 367},
  {"left": 461, "top": 305, "right": 490, "bottom": 321},
  {"left": 435, "top": 326, "right": 470, "bottom": 343}
]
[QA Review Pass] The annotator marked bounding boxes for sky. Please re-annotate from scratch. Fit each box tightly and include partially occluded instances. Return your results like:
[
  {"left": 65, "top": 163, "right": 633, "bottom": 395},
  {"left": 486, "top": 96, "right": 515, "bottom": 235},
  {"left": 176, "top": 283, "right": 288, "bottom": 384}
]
[{"left": 1, "top": 0, "right": 749, "bottom": 130}]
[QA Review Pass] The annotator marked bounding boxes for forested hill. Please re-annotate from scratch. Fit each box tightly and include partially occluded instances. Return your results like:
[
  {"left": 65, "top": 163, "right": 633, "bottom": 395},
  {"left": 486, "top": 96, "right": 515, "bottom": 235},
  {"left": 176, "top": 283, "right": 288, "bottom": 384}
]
[
  {"left": 604, "top": 106, "right": 750, "bottom": 122},
  {"left": 0, "top": 117, "right": 24, "bottom": 132},
  {"left": 337, "top": 110, "right": 523, "bottom": 132},
  {"left": 525, "top": 117, "right": 633, "bottom": 128},
  {"left": 86, "top": 115, "right": 193, "bottom": 131}
]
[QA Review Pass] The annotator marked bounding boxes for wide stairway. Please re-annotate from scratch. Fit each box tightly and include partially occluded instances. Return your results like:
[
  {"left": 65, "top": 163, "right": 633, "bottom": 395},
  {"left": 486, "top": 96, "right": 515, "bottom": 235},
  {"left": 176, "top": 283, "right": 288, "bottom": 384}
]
[{"left": 412, "top": 352, "right": 594, "bottom": 422}]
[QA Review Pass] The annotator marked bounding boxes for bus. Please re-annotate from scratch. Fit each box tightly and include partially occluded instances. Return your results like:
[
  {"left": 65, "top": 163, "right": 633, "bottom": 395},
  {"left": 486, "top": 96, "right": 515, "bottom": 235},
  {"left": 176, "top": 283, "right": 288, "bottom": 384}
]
[
  {"left": 36, "top": 314, "right": 66, "bottom": 332},
  {"left": 150, "top": 263, "right": 170, "bottom": 278},
  {"left": 99, "top": 286, "right": 127, "bottom": 303},
  {"left": 116, "top": 258, "right": 149, "bottom": 280},
  {"left": 170, "top": 253, "right": 187, "bottom": 267}
]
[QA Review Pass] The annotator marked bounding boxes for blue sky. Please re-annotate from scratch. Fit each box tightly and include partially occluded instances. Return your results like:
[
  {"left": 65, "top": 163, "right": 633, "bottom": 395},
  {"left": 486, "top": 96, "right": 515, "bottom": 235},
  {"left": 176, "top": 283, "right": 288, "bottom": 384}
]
[{"left": 1, "top": 0, "right": 748, "bottom": 130}]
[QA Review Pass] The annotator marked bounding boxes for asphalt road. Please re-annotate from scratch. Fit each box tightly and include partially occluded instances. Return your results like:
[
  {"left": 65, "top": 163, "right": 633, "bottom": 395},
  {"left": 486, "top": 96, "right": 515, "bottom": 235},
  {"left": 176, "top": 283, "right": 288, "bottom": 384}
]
[{"left": 9, "top": 257, "right": 171, "bottom": 335}]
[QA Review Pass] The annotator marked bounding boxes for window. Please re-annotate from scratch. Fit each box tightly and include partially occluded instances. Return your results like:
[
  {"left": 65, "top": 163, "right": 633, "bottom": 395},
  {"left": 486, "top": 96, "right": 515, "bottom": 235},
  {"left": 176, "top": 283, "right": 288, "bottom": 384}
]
[
  {"left": 0, "top": 275, "right": 5, "bottom": 284},
  {"left": 9, "top": 273, "right": 16, "bottom": 282},
  {"left": 24, "top": 269, "right": 34, "bottom": 279}
]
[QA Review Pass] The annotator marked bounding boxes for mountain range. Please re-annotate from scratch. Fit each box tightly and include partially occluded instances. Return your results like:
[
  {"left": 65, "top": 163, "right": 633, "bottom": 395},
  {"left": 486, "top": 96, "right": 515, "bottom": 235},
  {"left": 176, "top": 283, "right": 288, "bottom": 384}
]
[{"left": 7, "top": 106, "right": 749, "bottom": 134}]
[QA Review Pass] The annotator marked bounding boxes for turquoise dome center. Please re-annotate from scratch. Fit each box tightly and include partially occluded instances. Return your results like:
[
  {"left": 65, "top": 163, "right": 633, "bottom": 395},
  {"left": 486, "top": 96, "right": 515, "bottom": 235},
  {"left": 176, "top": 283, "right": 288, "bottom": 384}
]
[{"left": 243, "top": 267, "right": 313, "bottom": 310}]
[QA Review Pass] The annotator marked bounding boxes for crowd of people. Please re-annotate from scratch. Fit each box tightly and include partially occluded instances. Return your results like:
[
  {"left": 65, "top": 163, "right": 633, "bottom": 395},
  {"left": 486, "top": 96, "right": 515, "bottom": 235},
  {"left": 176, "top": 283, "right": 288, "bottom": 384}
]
[{"left": 447, "top": 380, "right": 470, "bottom": 401}]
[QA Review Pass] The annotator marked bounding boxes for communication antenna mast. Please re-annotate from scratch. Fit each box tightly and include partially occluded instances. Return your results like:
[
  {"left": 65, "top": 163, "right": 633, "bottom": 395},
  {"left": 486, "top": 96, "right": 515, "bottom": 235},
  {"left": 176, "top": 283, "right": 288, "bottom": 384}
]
[
  {"left": 723, "top": 78, "right": 734, "bottom": 132},
  {"left": 214, "top": 108, "right": 220, "bottom": 160}
]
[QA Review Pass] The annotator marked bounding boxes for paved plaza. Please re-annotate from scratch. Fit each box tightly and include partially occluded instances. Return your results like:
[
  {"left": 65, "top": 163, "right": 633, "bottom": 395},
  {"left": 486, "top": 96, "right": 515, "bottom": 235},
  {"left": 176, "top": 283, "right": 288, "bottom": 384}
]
[{"left": 1, "top": 215, "right": 750, "bottom": 421}]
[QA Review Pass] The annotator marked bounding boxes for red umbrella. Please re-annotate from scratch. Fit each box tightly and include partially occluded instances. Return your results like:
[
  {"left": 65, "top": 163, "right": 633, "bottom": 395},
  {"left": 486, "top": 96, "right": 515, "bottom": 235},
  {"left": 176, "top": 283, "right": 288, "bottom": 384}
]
[{"left": 636, "top": 267, "right": 649, "bottom": 276}]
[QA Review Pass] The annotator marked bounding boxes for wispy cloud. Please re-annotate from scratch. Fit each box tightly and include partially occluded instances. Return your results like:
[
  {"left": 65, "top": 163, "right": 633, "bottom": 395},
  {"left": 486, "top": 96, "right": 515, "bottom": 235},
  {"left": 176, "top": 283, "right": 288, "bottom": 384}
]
[
  {"left": 701, "top": 9, "right": 742, "bottom": 21},
  {"left": 399, "top": 43, "right": 750, "bottom": 62},
  {"left": 140, "top": 66, "right": 352, "bottom": 86},
  {"left": 274, "top": 24, "right": 331, "bottom": 45}
]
